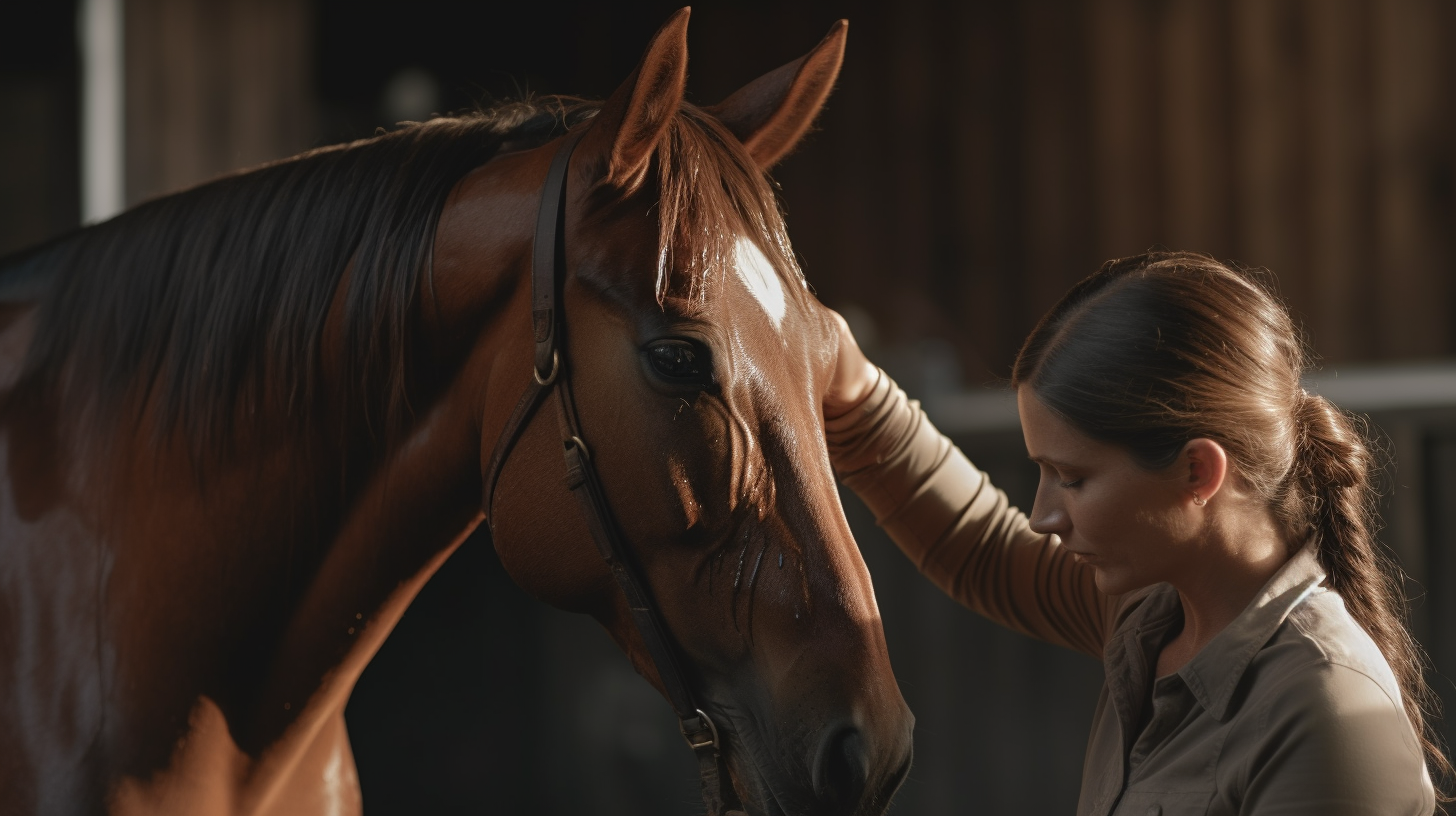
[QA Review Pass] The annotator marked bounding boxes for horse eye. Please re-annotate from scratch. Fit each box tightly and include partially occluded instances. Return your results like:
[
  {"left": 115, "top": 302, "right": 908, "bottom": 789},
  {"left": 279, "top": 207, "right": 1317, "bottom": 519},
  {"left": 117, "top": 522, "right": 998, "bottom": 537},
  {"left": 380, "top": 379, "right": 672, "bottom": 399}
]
[{"left": 645, "top": 340, "right": 712, "bottom": 384}]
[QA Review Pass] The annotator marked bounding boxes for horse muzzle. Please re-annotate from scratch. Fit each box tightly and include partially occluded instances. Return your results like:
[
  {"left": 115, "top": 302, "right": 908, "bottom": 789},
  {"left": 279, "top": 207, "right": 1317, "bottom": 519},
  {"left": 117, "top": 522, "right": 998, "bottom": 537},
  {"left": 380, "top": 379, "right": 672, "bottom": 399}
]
[{"left": 722, "top": 705, "right": 915, "bottom": 816}]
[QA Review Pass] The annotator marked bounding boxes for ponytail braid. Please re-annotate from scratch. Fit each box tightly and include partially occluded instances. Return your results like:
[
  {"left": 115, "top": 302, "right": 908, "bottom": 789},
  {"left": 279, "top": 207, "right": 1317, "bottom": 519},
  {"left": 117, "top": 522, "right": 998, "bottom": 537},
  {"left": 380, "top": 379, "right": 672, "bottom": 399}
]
[{"left": 1288, "top": 391, "right": 1454, "bottom": 796}]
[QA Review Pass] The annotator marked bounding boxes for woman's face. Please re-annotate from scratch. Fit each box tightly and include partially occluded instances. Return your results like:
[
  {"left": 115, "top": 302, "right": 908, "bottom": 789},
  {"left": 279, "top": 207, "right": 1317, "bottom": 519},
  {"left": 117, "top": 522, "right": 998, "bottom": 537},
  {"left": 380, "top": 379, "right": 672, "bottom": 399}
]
[{"left": 1017, "top": 387, "right": 1198, "bottom": 596}]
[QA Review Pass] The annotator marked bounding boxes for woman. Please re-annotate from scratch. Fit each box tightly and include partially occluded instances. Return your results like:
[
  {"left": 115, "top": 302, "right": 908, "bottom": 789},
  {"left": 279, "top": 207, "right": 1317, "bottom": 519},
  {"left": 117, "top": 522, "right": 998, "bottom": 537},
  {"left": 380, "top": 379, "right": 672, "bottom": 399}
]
[{"left": 823, "top": 252, "right": 1448, "bottom": 814}]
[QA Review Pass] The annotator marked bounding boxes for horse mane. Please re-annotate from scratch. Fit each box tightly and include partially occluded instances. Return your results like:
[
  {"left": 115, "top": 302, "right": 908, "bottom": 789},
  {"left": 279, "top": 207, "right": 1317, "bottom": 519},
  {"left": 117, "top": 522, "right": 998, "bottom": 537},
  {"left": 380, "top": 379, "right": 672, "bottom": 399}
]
[{"left": 3, "top": 96, "right": 802, "bottom": 456}]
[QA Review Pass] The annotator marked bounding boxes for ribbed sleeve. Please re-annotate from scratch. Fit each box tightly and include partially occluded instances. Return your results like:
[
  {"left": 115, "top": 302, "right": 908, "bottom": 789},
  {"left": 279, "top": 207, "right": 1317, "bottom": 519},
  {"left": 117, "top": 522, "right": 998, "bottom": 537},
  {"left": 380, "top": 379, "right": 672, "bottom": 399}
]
[{"left": 826, "top": 369, "right": 1116, "bottom": 659}]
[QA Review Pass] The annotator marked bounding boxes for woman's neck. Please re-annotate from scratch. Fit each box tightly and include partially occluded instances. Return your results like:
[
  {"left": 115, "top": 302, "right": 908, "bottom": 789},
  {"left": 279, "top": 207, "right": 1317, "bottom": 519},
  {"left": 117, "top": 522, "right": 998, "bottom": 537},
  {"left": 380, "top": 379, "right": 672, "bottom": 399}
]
[{"left": 1157, "top": 507, "right": 1291, "bottom": 677}]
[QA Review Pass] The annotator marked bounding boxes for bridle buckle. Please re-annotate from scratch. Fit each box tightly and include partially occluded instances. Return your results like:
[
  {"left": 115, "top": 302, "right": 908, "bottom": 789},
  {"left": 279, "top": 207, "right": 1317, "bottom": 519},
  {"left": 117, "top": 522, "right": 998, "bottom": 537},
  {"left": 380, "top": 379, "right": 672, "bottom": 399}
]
[
  {"left": 681, "top": 708, "right": 721, "bottom": 753},
  {"left": 533, "top": 349, "right": 559, "bottom": 386}
]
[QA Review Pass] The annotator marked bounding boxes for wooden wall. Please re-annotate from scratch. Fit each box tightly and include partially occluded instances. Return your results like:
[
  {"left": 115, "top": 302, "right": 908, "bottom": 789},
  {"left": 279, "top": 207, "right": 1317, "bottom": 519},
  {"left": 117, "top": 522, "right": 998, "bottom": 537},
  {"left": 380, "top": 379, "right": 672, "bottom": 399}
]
[
  {"left": 768, "top": 0, "right": 1456, "bottom": 382},
  {"left": 124, "top": 0, "right": 313, "bottom": 206},
  {"left": 110, "top": 0, "right": 1456, "bottom": 378},
  {"left": 13, "top": 0, "right": 1456, "bottom": 374}
]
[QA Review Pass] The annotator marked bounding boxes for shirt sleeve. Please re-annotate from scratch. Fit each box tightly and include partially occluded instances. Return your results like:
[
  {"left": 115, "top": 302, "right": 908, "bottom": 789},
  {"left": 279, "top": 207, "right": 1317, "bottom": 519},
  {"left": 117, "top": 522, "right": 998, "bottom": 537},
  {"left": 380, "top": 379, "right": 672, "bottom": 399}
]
[
  {"left": 1235, "top": 662, "right": 1435, "bottom": 815},
  {"left": 825, "top": 369, "right": 1118, "bottom": 658}
]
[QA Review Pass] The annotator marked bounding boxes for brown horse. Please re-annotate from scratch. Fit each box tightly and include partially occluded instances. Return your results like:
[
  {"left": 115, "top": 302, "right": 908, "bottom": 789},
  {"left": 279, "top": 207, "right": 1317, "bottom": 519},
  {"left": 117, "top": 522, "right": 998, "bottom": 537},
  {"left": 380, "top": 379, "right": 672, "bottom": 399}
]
[{"left": 0, "top": 10, "right": 912, "bottom": 816}]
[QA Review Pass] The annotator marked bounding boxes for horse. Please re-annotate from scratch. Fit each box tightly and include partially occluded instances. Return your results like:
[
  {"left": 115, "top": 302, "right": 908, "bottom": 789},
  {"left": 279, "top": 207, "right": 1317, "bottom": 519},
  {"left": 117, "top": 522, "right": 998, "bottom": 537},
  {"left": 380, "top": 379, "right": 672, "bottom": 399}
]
[{"left": 0, "top": 9, "right": 913, "bottom": 815}]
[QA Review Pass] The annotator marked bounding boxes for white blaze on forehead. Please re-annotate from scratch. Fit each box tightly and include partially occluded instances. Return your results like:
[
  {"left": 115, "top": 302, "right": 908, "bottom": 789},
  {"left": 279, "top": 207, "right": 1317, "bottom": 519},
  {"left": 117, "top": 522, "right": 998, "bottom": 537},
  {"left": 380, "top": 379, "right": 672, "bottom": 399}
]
[{"left": 733, "top": 236, "right": 786, "bottom": 328}]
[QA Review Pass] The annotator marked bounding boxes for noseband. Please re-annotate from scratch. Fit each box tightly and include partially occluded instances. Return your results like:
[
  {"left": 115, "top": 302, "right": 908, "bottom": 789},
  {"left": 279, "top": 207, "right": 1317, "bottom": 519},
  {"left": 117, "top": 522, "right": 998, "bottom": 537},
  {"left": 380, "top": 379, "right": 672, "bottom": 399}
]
[{"left": 482, "top": 129, "right": 741, "bottom": 816}]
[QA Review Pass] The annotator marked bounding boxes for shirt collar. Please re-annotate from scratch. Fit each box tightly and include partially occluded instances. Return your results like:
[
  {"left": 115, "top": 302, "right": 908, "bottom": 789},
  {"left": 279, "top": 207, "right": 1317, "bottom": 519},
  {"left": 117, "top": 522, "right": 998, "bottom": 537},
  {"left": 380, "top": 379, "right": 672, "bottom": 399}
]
[{"left": 1177, "top": 545, "right": 1325, "bottom": 721}]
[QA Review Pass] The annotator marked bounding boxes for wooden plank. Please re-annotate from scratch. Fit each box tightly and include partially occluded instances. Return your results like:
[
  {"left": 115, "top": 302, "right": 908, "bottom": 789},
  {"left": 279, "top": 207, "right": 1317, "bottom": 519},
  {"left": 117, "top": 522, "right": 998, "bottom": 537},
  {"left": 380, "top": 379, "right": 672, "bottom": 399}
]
[
  {"left": 1160, "top": 0, "right": 1234, "bottom": 257},
  {"left": 1372, "top": 0, "right": 1449, "bottom": 358},
  {"left": 224, "top": 0, "right": 315, "bottom": 173},
  {"left": 951, "top": 2, "right": 1023, "bottom": 379},
  {"left": 1019, "top": 1, "right": 1093, "bottom": 328},
  {"left": 885, "top": 0, "right": 936, "bottom": 314},
  {"left": 1230, "top": 0, "right": 1307, "bottom": 305},
  {"left": 1303, "top": 0, "right": 1373, "bottom": 361},
  {"left": 1087, "top": 0, "right": 1160, "bottom": 263},
  {"left": 125, "top": 0, "right": 312, "bottom": 204}
]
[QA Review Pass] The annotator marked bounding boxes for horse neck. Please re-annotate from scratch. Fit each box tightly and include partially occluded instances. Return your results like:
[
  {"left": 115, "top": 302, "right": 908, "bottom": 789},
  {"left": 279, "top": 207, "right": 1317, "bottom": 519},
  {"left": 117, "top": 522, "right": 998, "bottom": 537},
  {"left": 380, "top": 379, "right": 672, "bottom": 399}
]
[
  {"left": 0, "top": 155, "right": 539, "bottom": 778},
  {"left": 69, "top": 215, "right": 531, "bottom": 758},
  {"left": 232, "top": 172, "right": 541, "bottom": 747}
]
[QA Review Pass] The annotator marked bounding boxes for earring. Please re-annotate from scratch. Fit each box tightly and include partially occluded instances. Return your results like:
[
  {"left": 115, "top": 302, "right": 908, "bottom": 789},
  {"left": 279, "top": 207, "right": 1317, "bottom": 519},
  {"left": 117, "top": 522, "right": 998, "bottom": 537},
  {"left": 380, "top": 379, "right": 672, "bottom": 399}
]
[{"left": 1192, "top": 493, "right": 1206, "bottom": 507}]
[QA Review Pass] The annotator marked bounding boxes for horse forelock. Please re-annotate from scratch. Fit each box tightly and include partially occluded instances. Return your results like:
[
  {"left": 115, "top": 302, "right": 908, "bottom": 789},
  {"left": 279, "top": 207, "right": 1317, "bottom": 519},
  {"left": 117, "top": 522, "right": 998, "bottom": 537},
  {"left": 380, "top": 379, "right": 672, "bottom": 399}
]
[
  {"left": 11, "top": 98, "right": 596, "bottom": 458},
  {"left": 651, "top": 105, "right": 807, "bottom": 314}
]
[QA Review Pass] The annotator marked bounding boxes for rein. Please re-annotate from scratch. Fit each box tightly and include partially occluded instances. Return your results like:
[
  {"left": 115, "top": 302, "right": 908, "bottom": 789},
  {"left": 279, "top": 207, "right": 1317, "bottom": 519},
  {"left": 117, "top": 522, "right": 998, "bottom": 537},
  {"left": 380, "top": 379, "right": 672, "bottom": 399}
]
[{"left": 482, "top": 129, "right": 742, "bottom": 816}]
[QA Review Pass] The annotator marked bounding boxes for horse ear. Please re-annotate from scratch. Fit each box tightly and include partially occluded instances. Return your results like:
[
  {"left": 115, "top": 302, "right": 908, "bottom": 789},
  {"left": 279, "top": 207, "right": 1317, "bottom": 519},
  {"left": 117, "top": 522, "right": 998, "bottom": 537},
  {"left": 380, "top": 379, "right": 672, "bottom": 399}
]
[
  {"left": 578, "top": 7, "right": 690, "bottom": 193},
  {"left": 705, "top": 19, "right": 847, "bottom": 169}
]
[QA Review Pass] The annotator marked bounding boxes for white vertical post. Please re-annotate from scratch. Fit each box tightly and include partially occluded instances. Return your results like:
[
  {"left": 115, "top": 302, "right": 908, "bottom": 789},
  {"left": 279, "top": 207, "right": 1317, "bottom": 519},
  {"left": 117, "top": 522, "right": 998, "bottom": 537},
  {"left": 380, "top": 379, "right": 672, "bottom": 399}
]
[{"left": 79, "top": 0, "right": 125, "bottom": 224}]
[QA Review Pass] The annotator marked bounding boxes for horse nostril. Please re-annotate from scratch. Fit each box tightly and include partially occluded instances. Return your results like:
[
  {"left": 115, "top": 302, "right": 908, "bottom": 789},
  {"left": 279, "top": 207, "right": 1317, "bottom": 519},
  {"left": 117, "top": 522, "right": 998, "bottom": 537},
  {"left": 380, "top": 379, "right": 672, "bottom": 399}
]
[{"left": 813, "top": 726, "right": 868, "bottom": 815}]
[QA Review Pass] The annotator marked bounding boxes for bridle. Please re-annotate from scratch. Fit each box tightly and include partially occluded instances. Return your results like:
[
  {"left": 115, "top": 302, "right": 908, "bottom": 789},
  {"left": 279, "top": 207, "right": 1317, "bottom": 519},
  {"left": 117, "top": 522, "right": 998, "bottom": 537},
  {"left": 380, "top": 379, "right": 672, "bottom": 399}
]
[{"left": 482, "top": 128, "right": 743, "bottom": 816}]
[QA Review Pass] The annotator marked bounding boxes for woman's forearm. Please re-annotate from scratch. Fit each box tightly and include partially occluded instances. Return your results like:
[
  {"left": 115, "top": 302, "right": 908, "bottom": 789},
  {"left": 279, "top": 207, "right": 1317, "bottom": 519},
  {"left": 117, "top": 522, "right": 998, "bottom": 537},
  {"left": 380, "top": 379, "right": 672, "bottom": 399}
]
[{"left": 826, "top": 370, "right": 1115, "bottom": 658}]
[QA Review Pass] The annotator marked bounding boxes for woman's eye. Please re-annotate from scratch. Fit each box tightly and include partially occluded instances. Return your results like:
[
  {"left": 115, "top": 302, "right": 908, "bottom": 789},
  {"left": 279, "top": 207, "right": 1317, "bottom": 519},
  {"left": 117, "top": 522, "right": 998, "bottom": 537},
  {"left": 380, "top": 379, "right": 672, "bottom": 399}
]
[
  {"left": 1059, "top": 477, "right": 1083, "bottom": 489},
  {"left": 646, "top": 340, "right": 712, "bottom": 384}
]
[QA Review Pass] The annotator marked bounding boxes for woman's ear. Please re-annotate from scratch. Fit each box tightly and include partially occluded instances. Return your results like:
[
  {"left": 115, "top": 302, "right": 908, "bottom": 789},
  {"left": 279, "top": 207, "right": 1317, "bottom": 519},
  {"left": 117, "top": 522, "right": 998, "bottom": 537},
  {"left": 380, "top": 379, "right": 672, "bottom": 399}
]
[{"left": 1183, "top": 438, "right": 1229, "bottom": 506}]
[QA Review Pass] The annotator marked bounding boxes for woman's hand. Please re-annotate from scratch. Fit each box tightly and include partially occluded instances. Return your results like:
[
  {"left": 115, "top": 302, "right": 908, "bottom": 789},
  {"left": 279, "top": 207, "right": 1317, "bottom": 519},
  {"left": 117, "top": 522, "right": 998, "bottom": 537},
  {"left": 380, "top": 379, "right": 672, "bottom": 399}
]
[{"left": 823, "top": 309, "right": 880, "bottom": 420}]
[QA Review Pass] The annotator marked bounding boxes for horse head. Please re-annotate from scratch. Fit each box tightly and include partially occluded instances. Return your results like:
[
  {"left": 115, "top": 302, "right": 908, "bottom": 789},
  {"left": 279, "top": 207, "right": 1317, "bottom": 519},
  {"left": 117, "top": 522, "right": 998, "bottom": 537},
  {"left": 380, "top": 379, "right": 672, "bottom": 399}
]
[{"left": 434, "top": 10, "right": 913, "bottom": 816}]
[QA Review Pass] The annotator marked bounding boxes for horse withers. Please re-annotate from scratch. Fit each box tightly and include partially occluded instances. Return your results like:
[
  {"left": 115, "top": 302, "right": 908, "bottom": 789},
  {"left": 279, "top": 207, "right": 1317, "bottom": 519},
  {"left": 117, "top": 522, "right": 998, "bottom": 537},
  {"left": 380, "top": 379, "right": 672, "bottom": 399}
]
[{"left": 0, "top": 10, "right": 912, "bottom": 815}]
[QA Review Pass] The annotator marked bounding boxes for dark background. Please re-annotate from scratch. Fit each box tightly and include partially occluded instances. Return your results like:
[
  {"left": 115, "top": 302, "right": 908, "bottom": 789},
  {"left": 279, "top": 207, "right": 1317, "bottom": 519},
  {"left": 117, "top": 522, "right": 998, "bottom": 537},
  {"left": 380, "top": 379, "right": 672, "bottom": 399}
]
[{"left": 3, "top": 2, "right": 1455, "bottom": 813}]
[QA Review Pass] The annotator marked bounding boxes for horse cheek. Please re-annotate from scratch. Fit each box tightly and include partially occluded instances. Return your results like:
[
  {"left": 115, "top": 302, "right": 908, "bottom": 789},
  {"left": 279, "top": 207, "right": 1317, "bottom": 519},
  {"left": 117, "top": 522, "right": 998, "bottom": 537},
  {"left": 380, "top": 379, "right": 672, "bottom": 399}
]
[{"left": 489, "top": 436, "right": 613, "bottom": 616}]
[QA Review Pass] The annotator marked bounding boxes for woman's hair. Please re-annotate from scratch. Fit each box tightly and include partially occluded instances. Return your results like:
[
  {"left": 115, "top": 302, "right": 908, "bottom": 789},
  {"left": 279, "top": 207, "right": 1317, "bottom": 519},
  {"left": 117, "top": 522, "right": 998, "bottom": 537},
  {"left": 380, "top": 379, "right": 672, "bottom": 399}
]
[{"left": 1011, "top": 250, "right": 1452, "bottom": 796}]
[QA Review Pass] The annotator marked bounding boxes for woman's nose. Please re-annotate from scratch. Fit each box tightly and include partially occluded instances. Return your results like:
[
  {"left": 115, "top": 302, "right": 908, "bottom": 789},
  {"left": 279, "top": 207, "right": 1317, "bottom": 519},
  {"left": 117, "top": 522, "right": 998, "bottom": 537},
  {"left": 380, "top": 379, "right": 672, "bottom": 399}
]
[{"left": 1028, "top": 492, "right": 1067, "bottom": 536}]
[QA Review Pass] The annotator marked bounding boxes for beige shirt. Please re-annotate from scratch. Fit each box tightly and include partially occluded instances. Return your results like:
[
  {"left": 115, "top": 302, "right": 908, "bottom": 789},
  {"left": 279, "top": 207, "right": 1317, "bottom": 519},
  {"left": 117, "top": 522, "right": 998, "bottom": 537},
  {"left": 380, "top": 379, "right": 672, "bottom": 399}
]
[{"left": 826, "top": 372, "right": 1435, "bottom": 815}]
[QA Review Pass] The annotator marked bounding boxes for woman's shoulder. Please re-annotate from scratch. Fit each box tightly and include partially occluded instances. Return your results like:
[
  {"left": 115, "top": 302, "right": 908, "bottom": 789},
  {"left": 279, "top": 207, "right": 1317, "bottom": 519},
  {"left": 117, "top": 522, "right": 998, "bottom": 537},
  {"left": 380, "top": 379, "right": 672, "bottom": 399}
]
[
  {"left": 1261, "top": 587, "right": 1403, "bottom": 702},
  {"left": 1234, "top": 587, "right": 1414, "bottom": 743},
  {"left": 1218, "top": 589, "right": 1432, "bottom": 810}
]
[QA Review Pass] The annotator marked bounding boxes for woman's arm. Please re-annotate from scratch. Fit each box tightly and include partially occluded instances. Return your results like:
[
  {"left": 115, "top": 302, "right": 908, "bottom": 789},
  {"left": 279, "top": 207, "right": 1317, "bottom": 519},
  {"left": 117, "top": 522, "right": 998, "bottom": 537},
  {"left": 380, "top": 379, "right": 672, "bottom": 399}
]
[{"left": 823, "top": 313, "right": 1117, "bottom": 657}]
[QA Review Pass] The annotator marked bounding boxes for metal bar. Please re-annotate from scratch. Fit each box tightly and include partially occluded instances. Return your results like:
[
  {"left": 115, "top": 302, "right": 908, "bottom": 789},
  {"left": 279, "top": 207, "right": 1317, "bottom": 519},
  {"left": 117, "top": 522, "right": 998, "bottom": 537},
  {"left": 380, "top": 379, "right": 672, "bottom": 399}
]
[
  {"left": 79, "top": 0, "right": 125, "bottom": 224},
  {"left": 925, "top": 361, "right": 1456, "bottom": 434}
]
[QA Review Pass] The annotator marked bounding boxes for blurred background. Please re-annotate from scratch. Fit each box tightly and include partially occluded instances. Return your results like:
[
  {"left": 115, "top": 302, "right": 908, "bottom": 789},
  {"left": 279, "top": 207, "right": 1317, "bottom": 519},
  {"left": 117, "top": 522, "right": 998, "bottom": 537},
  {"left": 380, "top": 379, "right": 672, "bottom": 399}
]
[{"left": 4, "top": 0, "right": 1455, "bottom": 813}]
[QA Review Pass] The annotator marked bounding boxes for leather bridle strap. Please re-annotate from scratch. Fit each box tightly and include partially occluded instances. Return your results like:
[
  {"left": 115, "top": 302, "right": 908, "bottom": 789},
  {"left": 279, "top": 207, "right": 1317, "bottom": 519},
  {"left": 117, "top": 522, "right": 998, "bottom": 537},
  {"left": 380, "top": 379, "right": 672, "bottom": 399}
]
[
  {"left": 478, "top": 121, "right": 580, "bottom": 510},
  {"left": 482, "top": 128, "right": 739, "bottom": 816}
]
